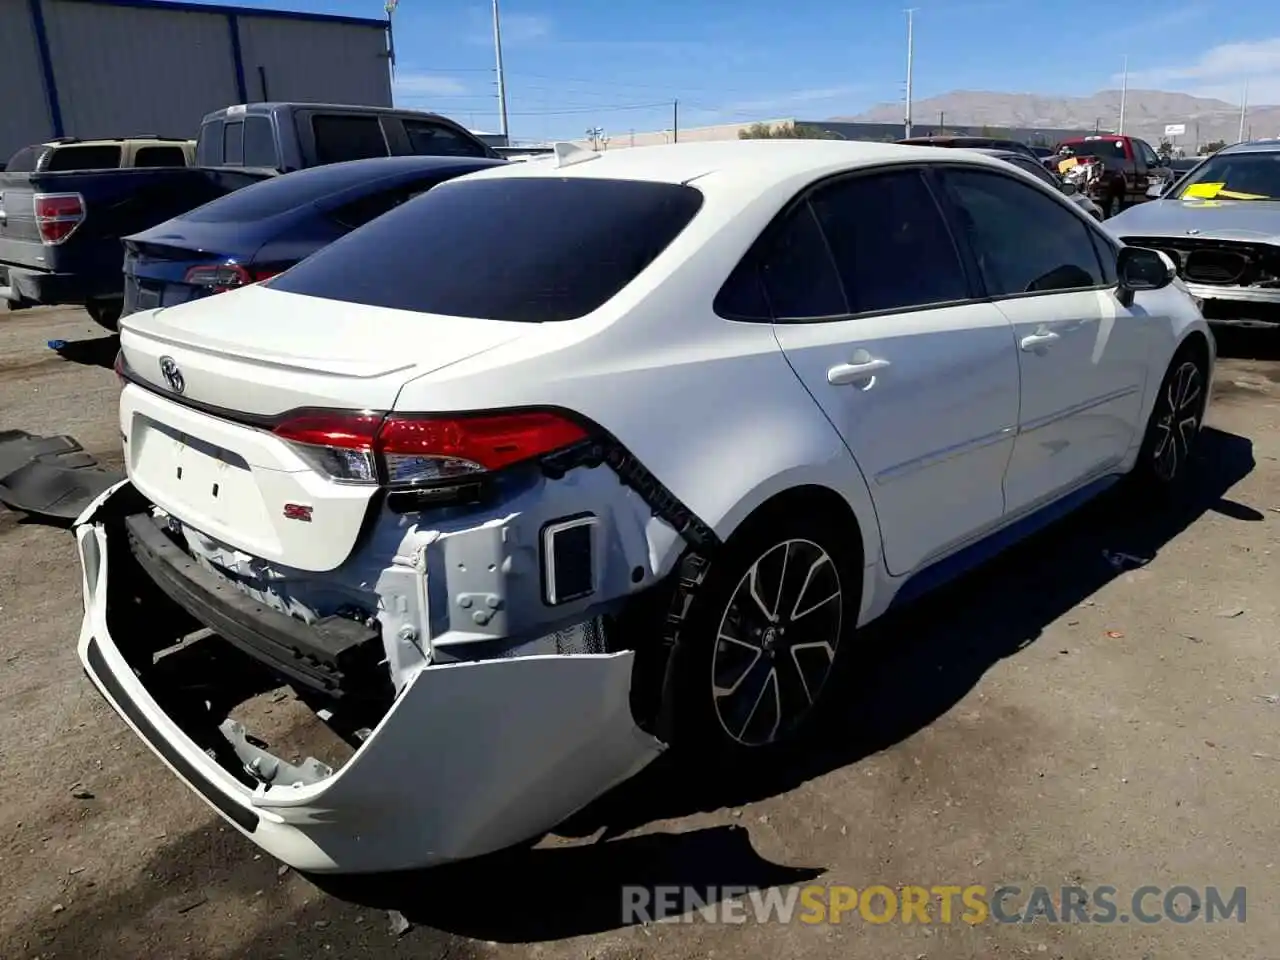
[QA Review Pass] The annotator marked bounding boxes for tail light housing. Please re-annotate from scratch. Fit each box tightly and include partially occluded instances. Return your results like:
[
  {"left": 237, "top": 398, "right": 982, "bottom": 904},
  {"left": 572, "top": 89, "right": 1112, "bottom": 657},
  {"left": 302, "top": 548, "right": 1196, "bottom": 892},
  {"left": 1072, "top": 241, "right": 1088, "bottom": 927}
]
[
  {"left": 184, "top": 263, "right": 281, "bottom": 294},
  {"left": 271, "top": 409, "right": 590, "bottom": 489},
  {"left": 33, "top": 192, "right": 85, "bottom": 245}
]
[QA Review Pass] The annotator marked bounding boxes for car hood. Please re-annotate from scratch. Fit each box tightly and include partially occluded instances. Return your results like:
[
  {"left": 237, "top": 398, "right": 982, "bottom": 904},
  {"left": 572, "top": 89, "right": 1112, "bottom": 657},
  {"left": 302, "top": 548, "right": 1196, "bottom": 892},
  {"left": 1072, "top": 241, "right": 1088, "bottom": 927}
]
[{"left": 1107, "top": 198, "right": 1280, "bottom": 245}]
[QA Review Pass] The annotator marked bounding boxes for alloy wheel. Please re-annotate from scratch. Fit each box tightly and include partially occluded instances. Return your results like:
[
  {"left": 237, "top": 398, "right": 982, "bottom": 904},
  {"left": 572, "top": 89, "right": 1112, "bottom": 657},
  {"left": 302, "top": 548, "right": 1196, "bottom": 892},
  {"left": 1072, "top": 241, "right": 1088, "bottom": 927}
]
[
  {"left": 1151, "top": 360, "right": 1204, "bottom": 483},
  {"left": 711, "top": 539, "right": 843, "bottom": 747}
]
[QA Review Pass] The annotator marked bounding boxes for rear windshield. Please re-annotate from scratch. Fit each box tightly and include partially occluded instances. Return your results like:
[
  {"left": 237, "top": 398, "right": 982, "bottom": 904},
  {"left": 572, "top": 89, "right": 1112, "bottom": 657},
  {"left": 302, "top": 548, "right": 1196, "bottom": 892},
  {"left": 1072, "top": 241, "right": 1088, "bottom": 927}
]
[
  {"left": 181, "top": 165, "right": 371, "bottom": 222},
  {"left": 1059, "top": 138, "right": 1127, "bottom": 159},
  {"left": 45, "top": 144, "right": 122, "bottom": 170},
  {"left": 267, "top": 177, "right": 705, "bottom": 322}
]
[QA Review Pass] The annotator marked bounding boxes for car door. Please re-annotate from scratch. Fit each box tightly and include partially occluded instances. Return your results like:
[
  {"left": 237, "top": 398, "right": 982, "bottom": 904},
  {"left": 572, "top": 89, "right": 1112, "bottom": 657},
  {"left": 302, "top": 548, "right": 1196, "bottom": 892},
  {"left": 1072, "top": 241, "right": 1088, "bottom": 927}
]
[
  {"left": 732, "top": 166, "right": 1022, "bottom": 577},
  {"left": 936, "top": 164, "right": 1153, "bottom": 517}
]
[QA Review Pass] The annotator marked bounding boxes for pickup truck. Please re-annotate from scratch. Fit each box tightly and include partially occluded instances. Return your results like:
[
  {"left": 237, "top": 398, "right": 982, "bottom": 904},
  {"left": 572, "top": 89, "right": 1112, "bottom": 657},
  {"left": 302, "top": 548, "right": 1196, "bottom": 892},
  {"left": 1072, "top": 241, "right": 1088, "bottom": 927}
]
[
  {"left": 1, "top": 103, "right": 500, "bottom": 329},
  {"left": 4, "top": 137, "right": 196, "bottom": 173},
  {"left": 1050, "top": 134, "right": 1173, "bottom": 218}
]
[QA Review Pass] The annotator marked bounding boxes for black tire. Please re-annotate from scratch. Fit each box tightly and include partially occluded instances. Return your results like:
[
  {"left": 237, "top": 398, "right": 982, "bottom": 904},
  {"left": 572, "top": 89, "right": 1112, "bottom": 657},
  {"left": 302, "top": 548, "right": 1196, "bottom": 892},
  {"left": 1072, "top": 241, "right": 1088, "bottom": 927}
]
[
  {"left": 660, "top": 510, "right": 860, "bottom": 760},
  {"left": 86, "top": 299, "right": 122, "bottom": 332},
  {"left": 1131, "top": 345, "right": 1209, "bottom": 491}
]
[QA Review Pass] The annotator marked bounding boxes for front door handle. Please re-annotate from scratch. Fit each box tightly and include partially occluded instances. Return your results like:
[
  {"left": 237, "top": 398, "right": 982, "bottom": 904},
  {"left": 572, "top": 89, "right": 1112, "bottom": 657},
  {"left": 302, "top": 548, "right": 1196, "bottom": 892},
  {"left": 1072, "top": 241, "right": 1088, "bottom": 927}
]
[
  {"left": 1020, "top": 330, "right": 1061, "bottom": 352},
  {"left": 827, "top": 356, "right": 891, "bottom": 386}
]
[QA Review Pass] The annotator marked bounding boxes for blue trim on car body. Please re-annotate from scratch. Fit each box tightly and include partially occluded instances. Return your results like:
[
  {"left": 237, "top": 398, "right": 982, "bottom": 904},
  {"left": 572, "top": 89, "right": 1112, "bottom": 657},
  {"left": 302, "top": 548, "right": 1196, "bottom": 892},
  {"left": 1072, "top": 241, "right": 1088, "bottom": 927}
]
[
  {"left": 28, "top": 0, "right": 65, "bottom": 137},
  {"left": 889, "top": 473, "right": 1123, "bottom": 609},
  {"left": 59, "top": 0, "right": 388, "bottom": 29},
  {"left": 226, "top": 13, "right": 248, "bottom": 103}
]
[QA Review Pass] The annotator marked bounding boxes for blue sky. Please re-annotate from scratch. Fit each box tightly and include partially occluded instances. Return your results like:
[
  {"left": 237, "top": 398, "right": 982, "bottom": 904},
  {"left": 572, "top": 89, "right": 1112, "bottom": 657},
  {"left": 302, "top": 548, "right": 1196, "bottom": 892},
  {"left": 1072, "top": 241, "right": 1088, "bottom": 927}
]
[{"left": 205, "top": 0, "right": 1276, "bottom": 141}]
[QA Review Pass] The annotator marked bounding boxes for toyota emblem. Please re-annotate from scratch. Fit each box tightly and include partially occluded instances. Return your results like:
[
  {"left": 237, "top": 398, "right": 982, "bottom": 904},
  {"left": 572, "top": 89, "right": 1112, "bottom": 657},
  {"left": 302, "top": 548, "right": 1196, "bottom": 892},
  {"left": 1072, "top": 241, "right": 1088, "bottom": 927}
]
[{"left": 158, "top": 356, "right": 185, "bottom": 394}]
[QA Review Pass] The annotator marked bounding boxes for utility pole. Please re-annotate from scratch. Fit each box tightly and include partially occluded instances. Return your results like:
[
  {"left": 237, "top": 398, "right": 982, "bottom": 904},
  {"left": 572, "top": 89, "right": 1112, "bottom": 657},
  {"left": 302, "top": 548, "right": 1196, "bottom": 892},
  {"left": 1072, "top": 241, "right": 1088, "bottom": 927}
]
[
  {"left": 672, "top": 99, "right": 679, "bottom": 143},
  {"left": 904, "top": 8, "right": 916, "bottom": 139},
  {"left": 491, "top": 0, "right": 510, "bottom": 141},
  {"left": 1094, "top": 117, "right": 1101, "bottom": 133},
  {"left": 1118, "top": 54, "right": 1128, "bottom": 134},
  {"left": 1238, "top": 79, "right": 1249, "bottom": 142},
  {"left": 939, "top": 109, "right": 944, "bottom": 133}
]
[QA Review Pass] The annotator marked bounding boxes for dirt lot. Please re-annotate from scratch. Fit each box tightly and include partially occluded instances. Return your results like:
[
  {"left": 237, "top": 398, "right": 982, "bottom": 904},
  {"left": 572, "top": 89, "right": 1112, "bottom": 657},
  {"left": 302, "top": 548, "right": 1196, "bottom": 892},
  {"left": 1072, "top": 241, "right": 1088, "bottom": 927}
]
[{"left": 2, "top": 305, "right": 1279, "bottom": 960}]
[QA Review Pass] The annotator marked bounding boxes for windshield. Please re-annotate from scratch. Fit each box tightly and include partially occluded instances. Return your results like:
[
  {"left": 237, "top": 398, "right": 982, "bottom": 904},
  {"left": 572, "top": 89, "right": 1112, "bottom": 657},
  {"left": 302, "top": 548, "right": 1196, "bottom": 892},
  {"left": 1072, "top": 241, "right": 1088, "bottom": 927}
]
[
  {"left": 267, "top": 176, "right": 705, "bottom": 322},
  {"left": 1174, "top": 151, "right": 1280, "bottom": 200},
  {"left": 1058, "top": 138, "right": 1126, "bottom": 159}
]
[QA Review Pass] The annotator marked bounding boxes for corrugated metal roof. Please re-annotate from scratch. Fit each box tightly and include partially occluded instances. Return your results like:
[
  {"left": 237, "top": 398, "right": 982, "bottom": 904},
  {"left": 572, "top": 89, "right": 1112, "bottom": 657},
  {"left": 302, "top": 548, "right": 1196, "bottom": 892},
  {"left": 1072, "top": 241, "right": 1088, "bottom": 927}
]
[{"left": 59, "top": 0, "right": 387, "bottom": 29}]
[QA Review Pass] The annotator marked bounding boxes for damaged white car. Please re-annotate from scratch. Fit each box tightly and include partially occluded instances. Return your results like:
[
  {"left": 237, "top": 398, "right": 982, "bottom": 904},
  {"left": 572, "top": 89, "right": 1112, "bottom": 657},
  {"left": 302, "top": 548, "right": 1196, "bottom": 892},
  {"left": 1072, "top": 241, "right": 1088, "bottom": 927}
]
[{"left": 77, "top": 139, "right": 1214, "bottom": 874}]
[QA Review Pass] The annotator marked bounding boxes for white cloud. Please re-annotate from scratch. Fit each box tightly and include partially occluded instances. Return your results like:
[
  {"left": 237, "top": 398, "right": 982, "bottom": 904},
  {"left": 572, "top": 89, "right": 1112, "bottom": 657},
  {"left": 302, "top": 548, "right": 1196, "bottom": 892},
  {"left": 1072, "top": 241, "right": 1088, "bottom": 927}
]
[
  {"left": 1122, "top": 37, "right": 1280, "bottom": 104},
  {"left": 393, "top": 73, "right": 468, "bottom": 98},
  {"left": 470, "top": 11, "right": 551, "bottom": 45},
  {"left": 721, "top": 86, "right": 866, "bottom": 117}
]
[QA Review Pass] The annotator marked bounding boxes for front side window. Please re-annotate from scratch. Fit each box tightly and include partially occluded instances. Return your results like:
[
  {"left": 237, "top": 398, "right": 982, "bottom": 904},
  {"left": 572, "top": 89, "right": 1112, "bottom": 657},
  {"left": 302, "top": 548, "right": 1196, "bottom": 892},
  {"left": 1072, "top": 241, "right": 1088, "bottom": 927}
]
[
  {"left": 809, "top": 168, "right": 970, "bottom": 314},
  {"left": 940, "top": 167, "right": 1105, "bottom": 296}
]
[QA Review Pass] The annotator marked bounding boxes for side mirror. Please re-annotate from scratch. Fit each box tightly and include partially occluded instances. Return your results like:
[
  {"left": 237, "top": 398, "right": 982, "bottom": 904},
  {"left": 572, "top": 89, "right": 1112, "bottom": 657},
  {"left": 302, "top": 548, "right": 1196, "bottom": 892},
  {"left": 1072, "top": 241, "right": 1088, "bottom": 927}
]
[
  {"left": 1117, "top": 246, "right": 1176, "bottom": 296},
  {"left": 1060, "top": 180, "right": 1078, "bottom": 196}
]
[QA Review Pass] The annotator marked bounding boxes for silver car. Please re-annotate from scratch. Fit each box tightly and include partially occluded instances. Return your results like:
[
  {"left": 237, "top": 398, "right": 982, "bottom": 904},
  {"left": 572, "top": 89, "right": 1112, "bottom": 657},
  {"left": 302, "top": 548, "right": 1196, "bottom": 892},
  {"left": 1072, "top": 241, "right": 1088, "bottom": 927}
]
[{"left": 1107, "top": 140, "right": 1280, "bottom": 328}]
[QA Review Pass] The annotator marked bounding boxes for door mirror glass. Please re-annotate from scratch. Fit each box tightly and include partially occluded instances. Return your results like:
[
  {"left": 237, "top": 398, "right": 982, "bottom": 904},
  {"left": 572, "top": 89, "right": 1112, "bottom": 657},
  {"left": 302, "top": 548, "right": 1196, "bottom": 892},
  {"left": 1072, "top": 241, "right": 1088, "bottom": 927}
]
[{"left": 1117, "top": 246, "right": 1175, "bottom": 291}]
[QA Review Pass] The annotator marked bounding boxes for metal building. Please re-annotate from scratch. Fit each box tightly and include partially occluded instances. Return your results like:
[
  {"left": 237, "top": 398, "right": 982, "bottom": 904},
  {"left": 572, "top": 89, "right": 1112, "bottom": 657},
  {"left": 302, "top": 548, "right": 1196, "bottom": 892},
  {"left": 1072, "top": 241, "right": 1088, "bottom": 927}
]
[{"left": 1, "top": 0, "right": 392, "bottom": 161}]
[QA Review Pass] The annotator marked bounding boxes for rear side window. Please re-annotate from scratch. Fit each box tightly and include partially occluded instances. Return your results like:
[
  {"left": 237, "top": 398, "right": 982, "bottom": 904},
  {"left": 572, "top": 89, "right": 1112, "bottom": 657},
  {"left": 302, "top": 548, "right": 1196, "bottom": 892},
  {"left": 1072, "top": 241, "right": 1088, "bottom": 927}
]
[
  {"left": 809, "top": 169, "right": 969, "bottom": 314},
  {"left": 312, "top": 115, "right": 389, "bottom": 164},
  {"left": 269, "top": 177, "right": 704, "bottom": 322},
  {"left": 196, "top": 121, "right": 223, "bottom": 164},
  {"left": 134, "top": 146, "right": 188, "bottom": 168},
  {"left": 45, "top": 144, "right": 122, "bottom": 170},
  {"left": 243, "top": 117, "right": 277, "bottom": 167},
  {"left": 223, "top": 122, "right": 245, "bottom": 165},
  {"left": 402, "top": 119, "right": 487, "bottom": 158}
]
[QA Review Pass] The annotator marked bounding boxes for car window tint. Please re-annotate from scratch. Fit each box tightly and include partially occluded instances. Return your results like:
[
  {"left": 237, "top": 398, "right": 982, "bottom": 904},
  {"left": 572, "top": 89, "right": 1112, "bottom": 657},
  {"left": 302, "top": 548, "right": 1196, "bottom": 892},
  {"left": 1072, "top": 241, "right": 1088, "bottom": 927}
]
[
  {"left": 312, "top": 115, "right": 389, "bottom": 164},
  {"left": 402, "top": 120, "right": 488, "bottom": 158},
  {"left": 326, "top": 184, "right": 425, "bottom": 230},
  {"left": 941, "top": 167, "right": 1105, "bottom": 296},
  {"left": 134, "top": 146, "right": 188, "bottom": 168},
  {"left": 757, "top": 203, "right": 847, "bottom": 320},
  {"left": 809, "top": 169, "right": 969, "bottom": 314},
  {"left": 243, "top": 117, "right": 276, "bottom": 167},
  {"left": 45, "top": 144, "right": 122, "bottom": 170},
  {"left": 269, "top": 177, "right": 703, "bottom": 323},
  {"left": 196, "top": 121, "right": 223, "bottom": 165},
  {"left": 223, "top": 122, "right": 244, "bottom": 165}
]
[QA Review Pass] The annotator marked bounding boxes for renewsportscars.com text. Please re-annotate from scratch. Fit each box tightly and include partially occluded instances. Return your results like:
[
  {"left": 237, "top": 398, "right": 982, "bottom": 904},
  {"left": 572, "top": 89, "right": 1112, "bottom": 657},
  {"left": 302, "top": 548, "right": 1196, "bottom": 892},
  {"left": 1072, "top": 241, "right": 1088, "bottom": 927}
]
[{"left": 622, "top": 884, "right": 1246, "bottom": 925}]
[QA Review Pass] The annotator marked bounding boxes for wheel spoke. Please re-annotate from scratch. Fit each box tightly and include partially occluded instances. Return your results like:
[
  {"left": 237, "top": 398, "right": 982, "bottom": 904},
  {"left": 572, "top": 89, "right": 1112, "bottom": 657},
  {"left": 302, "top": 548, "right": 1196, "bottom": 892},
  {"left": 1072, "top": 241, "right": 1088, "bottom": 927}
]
[{"left": 788, "top": 555, "right": 831, "bottom": 621}]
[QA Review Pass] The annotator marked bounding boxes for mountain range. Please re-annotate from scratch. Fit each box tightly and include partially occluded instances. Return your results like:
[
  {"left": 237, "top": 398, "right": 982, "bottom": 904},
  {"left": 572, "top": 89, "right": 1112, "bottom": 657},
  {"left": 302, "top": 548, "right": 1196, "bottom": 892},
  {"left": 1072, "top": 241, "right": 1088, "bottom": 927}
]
[{"left": 841, "top": 89, "right": 1280, "bottom": 146}]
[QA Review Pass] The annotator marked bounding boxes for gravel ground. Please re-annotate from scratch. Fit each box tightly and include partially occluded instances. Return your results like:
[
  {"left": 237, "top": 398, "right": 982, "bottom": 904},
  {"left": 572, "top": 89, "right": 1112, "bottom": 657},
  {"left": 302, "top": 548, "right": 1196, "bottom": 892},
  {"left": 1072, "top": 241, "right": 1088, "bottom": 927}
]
[{"left": 2, "top": 306, "right": 1279, "bottom": 960}]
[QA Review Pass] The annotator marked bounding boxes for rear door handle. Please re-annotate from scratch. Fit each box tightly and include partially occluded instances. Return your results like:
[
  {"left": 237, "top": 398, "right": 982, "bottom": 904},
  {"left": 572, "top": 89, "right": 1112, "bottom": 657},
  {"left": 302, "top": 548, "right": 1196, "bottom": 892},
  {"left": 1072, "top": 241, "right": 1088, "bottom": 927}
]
[
  {"left": 827, "top": 357, "right": 891, "bottom": 386},
  {"left": 1020, "top": 330, "right": 1060, "bottom": 352}
]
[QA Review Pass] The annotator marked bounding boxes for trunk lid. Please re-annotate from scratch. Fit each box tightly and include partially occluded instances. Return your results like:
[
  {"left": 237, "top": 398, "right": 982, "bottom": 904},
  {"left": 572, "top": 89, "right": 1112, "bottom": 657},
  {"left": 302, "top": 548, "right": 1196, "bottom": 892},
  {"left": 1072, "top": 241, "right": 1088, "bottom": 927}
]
[
  {"left": 119, "top": 283, "right": 534, "bottom": 415},
  {"left": 118, "top": 285, "right": 538, "bottom": 571}
]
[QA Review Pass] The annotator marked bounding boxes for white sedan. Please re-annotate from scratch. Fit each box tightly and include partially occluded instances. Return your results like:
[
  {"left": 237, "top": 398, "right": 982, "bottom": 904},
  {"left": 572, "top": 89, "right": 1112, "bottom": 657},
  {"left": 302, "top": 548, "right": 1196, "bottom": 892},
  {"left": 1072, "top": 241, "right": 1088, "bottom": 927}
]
[{"left": 75, "top": 138, "right": 1214, "bottom": 874}]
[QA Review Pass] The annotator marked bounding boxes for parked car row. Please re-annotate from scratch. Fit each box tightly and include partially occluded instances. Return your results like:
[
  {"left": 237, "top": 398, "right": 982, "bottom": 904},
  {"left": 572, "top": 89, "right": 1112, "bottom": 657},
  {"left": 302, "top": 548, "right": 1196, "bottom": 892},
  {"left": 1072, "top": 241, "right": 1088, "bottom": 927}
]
[
  {"left": 0, "top": 101, "right": 501, "bottom": 329},
  {"left": 75, "top": 136, "right": 1216, "bottom": 875}
]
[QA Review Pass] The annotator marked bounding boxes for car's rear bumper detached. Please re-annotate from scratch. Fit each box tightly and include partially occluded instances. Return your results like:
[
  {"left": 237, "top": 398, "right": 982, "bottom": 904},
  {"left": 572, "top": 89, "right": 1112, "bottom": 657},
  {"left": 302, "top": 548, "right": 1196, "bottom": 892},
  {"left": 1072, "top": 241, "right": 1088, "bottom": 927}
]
[{"left": 75, "top": 482, "right": 665, "bottom": 874}]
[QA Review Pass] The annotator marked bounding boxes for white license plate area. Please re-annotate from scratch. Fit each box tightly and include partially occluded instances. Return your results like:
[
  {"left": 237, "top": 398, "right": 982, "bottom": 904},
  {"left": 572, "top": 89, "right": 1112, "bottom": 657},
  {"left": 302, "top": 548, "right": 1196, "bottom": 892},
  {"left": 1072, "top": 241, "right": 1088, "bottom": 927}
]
[{"left": 130, "top": 416, "right": 259, "bottom": 527}]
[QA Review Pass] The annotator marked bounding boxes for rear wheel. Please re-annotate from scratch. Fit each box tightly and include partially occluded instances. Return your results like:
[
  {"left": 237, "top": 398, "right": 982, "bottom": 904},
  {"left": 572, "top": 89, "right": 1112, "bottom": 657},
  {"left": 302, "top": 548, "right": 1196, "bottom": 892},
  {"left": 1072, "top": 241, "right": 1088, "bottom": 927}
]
[
  {"left": 1132, "top": 346, "right": 1209, "bottom": 490},
  {"left": 662, "top": 511, "right": 858, "bottom": 759},
  {"left": 85, "top": 298, "right": 122, "bottom": 332}
]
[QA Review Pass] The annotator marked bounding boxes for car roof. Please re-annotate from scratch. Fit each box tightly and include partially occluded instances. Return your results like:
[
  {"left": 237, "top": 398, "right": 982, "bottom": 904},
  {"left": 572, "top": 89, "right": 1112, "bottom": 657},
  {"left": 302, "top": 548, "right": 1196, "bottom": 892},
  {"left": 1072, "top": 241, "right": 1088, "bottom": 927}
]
[
  {"left": 455, "top": 139, "right": 1012, "bottom": 191},
  {"left": 1219, "top": 139, "right": 1280, "bottom": 155}
]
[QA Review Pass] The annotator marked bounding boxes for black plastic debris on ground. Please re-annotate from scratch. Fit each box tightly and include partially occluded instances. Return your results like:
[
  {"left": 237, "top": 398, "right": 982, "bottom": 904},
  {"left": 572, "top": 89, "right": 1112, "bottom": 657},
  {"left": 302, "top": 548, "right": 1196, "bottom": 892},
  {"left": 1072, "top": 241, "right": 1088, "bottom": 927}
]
[{"left": 0, "top": 430, "right": 124, "bottom": 522}]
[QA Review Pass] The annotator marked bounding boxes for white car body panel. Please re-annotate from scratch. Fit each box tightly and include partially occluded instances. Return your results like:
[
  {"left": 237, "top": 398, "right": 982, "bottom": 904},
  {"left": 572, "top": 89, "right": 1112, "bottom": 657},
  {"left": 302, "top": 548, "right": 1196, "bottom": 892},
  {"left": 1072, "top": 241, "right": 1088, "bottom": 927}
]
[
  {"left": 996, "top": 287, "right": 1154, "bottom": 515},
  {"left": 773, "top": 302, "right": 1020, "bottom": 576},
  {"left": 77, "top": 139, "right": 1216, "bottom": 873}
]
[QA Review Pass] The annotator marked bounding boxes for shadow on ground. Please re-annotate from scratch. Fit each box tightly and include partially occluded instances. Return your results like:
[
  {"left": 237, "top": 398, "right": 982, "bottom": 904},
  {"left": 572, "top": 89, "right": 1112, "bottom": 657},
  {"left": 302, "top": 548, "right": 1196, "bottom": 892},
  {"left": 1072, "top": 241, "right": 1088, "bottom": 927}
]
[
  {"left": 49, "top": 334, "right": 118, "bottom": 369},
  {"left": 1213, "top": 326, "right": 1280, "bottom": 362},
  {"left": 309, "top": 427, "right": 1256, "bottom": 942}
]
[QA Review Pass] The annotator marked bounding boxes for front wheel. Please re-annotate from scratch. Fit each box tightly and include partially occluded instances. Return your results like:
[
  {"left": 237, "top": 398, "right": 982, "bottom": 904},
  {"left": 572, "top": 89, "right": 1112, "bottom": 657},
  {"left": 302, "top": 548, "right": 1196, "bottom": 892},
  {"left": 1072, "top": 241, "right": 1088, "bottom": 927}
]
[
  {"left": 661, "top": 512, "right": 858, "bottom": 759},
  {"left": 1132, "top": 348, "right": 1209, "bottom": 490}
]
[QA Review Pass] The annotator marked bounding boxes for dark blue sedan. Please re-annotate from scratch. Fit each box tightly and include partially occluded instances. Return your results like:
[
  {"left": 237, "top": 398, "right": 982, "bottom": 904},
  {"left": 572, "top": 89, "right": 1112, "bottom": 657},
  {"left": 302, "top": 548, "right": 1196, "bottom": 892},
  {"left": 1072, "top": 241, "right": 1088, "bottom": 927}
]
[{"left": 121, "top": 154, "right": 505, "bottom": 317}]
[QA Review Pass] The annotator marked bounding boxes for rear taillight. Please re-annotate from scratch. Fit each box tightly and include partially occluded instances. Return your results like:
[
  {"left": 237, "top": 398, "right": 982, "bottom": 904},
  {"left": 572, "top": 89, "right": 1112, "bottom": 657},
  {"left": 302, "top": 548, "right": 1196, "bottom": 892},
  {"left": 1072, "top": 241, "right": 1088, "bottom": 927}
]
[
  {"left": 271, "top": 410, "right": 589, "bottom": 487},
  {"left": 33, "top": 192, "right": 85, "bottom": 245},
  {"left": 184, "top": 263, "right": 279, "bottom": 294}
]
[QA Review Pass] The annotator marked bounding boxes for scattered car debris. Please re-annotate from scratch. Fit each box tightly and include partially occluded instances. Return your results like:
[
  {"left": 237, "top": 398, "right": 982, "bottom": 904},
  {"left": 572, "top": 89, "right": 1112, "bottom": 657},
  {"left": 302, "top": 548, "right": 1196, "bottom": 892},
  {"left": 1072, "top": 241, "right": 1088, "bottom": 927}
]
[
  {"left": 1102, "top": 549, "right": 1150, "bottom": 570},
  {"left": 1106, "top": 630, "right": 1125, "bottom": 639},
  {"left": 176, "top": 894, "right": 208, "bottom": 914},
  {"left": 1216, "top": 607, "right": 1246, "bottom": 619},
  {"left": 70, "top": 788, "right": 94, "bottom": 800},
  {"left": 1254, "top": 694, "right": 1280, "bottom": 705},
  {"left": 0, "top": 430, "right": 124, "bottom": 520}
]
